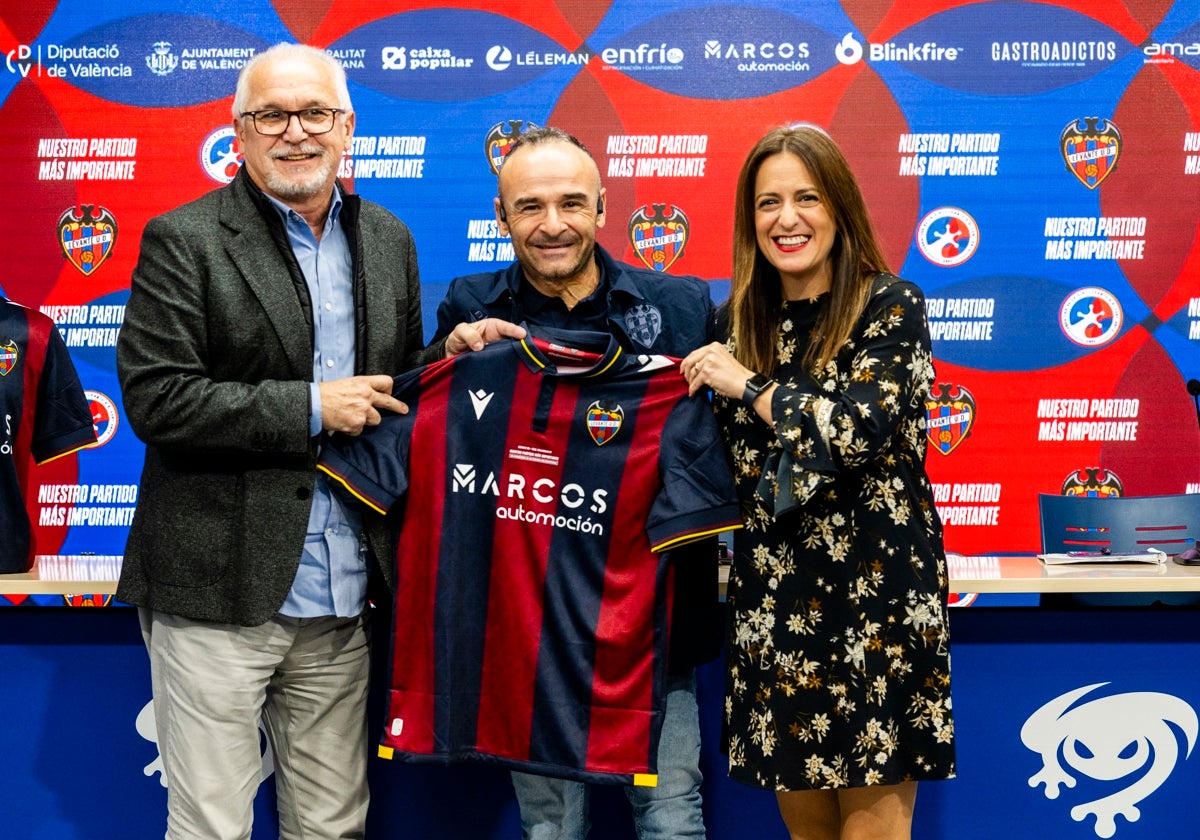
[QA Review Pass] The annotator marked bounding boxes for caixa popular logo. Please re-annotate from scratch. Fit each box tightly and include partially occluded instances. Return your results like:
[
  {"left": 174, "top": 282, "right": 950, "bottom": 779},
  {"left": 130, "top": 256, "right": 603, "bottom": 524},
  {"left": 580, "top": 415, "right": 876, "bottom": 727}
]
[
  {"left": 924, "top": 382, "right": 975, "bottom": 455},
  {"left": 484, "top": 119, "right": 538, "bottom": 175},
  {"left": 1060, "top": 287, "right": 1122, "bottom": 347},
  {"left": 1061, "top": 117, "right": 1121, "bottom": 189},
  {"left": 200, "top": 125, "right": 243, "bottom": 184},
  {"left": 57, "top": 205, "right": 117, "bottom": 276},
  {"left": 85, "top": 390, "right": 118, "bottom": 447},
  {"left": 629, "top": 204, "right": 689, "bottom": 272},
  {"left": 916, "top": 207, "right": 979, "bottom": 267},
  {"left": 1023, "top": 683, "right": 1197, "bottom": 837},
  {"left": 1062, "top": 467, "right": 1123, "bottom": 498}
]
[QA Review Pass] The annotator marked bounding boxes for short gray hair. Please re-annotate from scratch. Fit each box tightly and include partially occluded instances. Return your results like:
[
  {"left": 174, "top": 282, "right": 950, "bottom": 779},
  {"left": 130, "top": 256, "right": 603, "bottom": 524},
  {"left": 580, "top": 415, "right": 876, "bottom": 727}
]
[{"left": 232, "top": 43, "right": 353, "bottom": 117}]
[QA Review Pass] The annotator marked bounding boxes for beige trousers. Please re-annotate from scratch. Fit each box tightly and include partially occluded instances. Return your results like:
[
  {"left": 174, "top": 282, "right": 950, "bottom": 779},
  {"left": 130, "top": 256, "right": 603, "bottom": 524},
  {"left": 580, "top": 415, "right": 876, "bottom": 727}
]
[{"left": 140, "top": 608, "right": 371, "bottom": 840}]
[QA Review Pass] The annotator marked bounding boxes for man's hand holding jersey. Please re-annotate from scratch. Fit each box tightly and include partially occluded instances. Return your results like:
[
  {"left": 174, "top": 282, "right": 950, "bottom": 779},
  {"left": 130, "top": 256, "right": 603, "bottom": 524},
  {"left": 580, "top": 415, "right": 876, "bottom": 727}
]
[
  {"left": 443, "top": 317, "right": 527, "bottom": 357},
  {"left": 320, "top": 375, "right": 408, "bottom": 436}
]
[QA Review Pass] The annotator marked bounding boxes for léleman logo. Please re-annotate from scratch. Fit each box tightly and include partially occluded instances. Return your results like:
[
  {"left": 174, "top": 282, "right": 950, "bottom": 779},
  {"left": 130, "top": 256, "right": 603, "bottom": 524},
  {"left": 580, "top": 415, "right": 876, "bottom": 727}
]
[{"left": 486, "top": 45, "right": 513, "bottom": 71}]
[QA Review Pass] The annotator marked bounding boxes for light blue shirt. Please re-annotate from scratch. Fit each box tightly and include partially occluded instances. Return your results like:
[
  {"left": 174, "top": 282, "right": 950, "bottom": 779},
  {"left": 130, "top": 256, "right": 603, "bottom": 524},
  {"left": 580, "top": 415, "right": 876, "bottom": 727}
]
[{"left": 266, "top": 191, "right": 367, "bottom": 618}]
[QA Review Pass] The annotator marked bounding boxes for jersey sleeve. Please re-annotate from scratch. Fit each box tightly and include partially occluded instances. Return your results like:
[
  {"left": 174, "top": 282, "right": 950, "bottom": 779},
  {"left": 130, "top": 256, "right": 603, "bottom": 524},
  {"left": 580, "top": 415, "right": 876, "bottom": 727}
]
[
  {"left": 317, "top": 366, "right": 423, "bottom": 514},
  {"left": 30, "top": 313, "right": 97, "bottom": 463},
  {"left": 647, "top": 391, "right": 741, "bottom": 552}
]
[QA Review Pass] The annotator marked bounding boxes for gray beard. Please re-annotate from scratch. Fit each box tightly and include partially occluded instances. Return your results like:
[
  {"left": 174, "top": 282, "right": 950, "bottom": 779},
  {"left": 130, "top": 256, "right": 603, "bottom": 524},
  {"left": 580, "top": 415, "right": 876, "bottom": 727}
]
[{"left": 262, "top": 156, "right": 336, "bottom": 201}]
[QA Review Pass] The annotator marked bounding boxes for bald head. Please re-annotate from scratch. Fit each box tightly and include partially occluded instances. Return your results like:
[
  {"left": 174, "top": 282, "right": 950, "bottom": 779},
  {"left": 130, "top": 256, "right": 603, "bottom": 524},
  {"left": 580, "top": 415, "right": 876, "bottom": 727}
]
[{"left": 494, "top": 134, "right": 607, "bottom": 297}]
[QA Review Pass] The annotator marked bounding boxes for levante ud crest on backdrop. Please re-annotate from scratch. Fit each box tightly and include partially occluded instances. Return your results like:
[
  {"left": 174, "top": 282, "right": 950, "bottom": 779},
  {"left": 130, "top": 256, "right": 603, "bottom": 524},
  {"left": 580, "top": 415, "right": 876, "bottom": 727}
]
[
  {"left": 925, "top": 382, "right": 976, "bottom": 456},
  {"left": 628, "top": 203, "right": 689, "bottom": 272},
  {"left": 57, "top": 204, "right": 118, "bottom": 276},
  {"left": 1060, "top": 116, "right": 1121, "bottom": 190}
]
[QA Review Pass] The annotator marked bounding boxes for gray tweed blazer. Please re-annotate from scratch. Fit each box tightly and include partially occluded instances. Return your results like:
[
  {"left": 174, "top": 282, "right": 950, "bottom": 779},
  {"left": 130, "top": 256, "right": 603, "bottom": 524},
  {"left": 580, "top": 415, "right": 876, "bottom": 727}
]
[{"left": 116, "top": 169, "right": 437, "bottom": 625}]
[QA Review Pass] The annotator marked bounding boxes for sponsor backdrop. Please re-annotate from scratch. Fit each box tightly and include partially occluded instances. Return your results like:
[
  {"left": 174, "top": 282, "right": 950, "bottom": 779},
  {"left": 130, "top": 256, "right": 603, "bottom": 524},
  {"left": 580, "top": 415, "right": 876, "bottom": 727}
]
[
  {"left": 2, "top": 1, "right": 1200, "bottom": 838},
  {"left": 1, "top": 0, "right": 1198, "bottom": 584}
]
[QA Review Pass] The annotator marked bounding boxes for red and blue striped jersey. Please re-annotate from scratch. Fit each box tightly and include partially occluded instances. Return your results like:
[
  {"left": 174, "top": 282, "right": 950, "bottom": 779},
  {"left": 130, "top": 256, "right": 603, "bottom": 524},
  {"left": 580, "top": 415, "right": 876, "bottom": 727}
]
[
  {"left": 0, "top": 297, "right": 97, "bottom": 572},
  {"left": 319, "top": 327, "right": 740, "bottom": 784}
]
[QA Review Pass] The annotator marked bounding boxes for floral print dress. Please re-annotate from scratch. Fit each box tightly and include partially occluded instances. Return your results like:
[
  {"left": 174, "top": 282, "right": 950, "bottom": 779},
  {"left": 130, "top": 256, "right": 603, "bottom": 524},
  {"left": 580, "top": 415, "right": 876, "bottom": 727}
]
[{"left": 716, "top": 274, "right": 955, "bottom": 791}]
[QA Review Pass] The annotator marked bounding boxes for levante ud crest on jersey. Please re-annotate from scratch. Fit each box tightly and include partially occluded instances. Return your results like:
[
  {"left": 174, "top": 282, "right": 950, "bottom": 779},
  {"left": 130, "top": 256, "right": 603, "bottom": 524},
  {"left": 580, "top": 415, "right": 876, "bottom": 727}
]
[
  {"left": 585, "top": 400, "right": 623, "bottom": 446},
  {"left": 0, "top": 340, "right": 17, "bottom": 377}
]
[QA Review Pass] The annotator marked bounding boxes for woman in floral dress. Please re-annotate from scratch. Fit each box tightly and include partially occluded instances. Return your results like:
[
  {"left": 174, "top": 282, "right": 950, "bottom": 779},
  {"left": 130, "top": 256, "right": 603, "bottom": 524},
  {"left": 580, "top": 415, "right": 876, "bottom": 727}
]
[{"left": 681, "top": 125, "right": 955, "bottom": 839}]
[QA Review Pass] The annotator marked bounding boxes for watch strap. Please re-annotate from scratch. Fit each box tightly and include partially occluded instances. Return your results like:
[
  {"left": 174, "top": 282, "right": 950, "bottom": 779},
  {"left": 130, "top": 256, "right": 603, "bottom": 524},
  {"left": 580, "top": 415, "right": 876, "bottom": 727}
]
[{"left": 741, "top": 374, "right": 776, "bottom": 407}]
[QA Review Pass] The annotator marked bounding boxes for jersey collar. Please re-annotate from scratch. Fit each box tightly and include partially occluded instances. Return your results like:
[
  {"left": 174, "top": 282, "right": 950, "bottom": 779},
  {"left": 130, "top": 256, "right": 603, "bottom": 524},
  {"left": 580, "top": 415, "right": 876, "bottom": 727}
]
[{"left": 514, "top": 325, "right": 623, "bottom": 378}]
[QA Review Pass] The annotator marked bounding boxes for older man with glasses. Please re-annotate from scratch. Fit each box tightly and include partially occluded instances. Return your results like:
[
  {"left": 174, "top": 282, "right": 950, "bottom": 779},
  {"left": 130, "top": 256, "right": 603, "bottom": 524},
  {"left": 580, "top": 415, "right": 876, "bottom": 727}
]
[{"left": 114, "top": 42, "right": 502, "bottom": 839}]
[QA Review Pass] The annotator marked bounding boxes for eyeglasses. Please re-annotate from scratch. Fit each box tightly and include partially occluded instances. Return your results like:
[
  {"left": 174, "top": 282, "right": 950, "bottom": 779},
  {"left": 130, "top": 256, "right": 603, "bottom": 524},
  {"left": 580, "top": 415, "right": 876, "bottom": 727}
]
[{"left": 240, "top": 108, "right": 345, "bottom": 136}]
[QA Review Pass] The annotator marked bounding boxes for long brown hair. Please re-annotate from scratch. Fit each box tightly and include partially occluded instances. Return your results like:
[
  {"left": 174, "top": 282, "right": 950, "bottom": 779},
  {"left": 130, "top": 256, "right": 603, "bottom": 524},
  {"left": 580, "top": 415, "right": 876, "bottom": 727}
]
[{"left": 729, "top": 125, "right": 890, "bottom": 374}]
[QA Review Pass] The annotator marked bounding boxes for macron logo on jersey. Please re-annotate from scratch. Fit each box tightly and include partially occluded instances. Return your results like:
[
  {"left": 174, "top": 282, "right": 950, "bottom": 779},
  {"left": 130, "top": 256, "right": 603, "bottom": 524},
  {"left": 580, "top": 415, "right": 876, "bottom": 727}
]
[{"left": 469, "top": 388, "right": 494, "bottom": 419}]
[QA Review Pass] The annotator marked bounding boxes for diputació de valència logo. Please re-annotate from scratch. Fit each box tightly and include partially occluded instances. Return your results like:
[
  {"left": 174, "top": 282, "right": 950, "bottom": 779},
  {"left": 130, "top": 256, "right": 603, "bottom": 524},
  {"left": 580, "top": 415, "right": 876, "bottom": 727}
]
[{"left": 1022, "top": 683, "right": 1197, "bottom": 838}]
